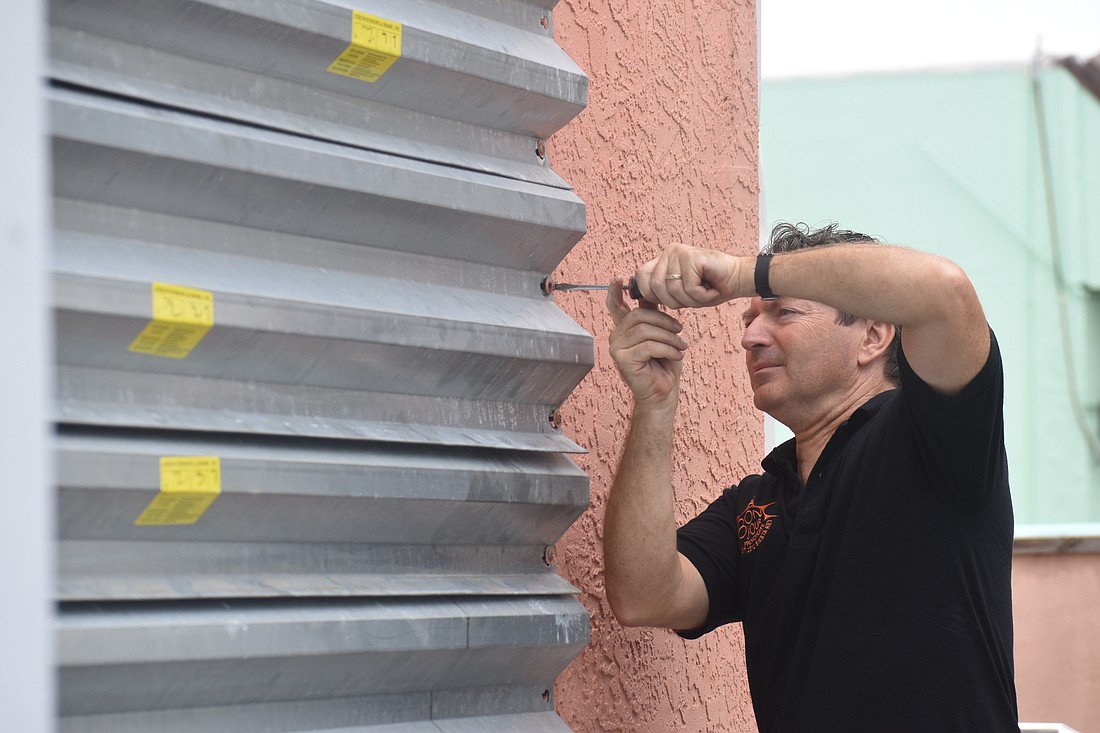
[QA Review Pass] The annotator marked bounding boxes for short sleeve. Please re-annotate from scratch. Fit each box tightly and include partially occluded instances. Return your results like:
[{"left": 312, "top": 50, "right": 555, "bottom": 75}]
[
  {"left": 675, "top": 485, "right": 746, "bottom": 638},
  {"left": 897, "top": 329, "right": 1007, "bottom": 512}
]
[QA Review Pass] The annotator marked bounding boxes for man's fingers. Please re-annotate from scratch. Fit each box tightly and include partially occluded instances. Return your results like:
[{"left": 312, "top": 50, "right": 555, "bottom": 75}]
[
  {"left": 605, "top": 276, "right": 631, "bottom": 326},
  {"left": 608, "top": 301, "right": 686, "bottom": 343},
  {"left": 614, "top": 304, "right": 684, "bottom": 335},
  {"left": 611, "top": 327, "right": 686, "bottom": 363},
  {"left": 633, "top": 246, "right": 694, "bottom": 309},
  {"left": 663, "top": 276, "right": 714, "bottom": 309},
  {"left": 653, "top": 262, "right": 718, "bottom": 309},
  {"left": 617, "top": 340, "right": 687, "bottom": 366},
  {"left": 605, "top": 276, "right": 689, "bottom": 405},
  {"left": 609, "top": 314, "right": 689, "bottom": 380},
  {"left": 632, "top": 243, "right": 737, "bottom": 309}
]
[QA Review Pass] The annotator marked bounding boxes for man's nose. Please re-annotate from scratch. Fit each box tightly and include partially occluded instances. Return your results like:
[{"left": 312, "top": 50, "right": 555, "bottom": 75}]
[{"left": 740, "top": 315, "right": 771, "bottom": 350}]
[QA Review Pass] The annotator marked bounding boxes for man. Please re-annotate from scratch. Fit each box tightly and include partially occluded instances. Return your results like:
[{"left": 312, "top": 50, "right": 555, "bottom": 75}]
[{"left": 603, "top": 223, "right": 1018, "bottom": 732}]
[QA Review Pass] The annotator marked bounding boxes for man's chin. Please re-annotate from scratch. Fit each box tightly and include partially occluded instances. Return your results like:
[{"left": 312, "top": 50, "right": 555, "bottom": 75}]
[{"left": 752, "top": 388, "right": 779, "bottom": 414}]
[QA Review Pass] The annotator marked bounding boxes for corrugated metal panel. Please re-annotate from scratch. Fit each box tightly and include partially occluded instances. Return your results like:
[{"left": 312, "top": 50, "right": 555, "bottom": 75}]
[
  {"left": 49, "top": 0, "right": 584, "bottom": 186},
  {"left": 52, "top": 88, "right": 589, "bottom": 451},
  {"left": 57, "top": 428, "right": 586, "bottom": 599},
  {"left": 48, "top": 0, "right": 591, "bottom": 729},
  {"left": 59, "top": 597, "right": 587, "bottom": 731}
]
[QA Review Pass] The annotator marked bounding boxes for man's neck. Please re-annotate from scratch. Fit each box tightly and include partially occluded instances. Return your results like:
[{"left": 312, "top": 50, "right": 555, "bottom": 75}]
[{"left": 790, "top": 383, "right": 891, "bottom": 485}]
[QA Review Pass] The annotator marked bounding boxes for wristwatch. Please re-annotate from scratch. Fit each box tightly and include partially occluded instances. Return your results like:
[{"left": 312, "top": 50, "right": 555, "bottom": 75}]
[{"left": 755, "top": 254, "right": 779, "bottom": 301}]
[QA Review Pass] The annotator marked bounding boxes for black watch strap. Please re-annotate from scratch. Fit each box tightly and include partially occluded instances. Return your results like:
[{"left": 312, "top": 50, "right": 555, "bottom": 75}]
[{"left": 755, "top": 254, "right": 779, "bottom": 300}]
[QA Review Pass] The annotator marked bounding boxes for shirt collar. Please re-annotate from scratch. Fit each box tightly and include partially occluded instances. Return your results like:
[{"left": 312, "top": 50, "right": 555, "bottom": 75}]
[{"left": 761, "top": 389, "right": 897, "bottom": 479}]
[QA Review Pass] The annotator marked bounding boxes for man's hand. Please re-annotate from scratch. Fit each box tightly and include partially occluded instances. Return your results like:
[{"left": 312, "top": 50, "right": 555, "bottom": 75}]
[
  {"left": 632, "top": 243, "right": 746, "bottom": 309},
  {"left": 606, "top": 276, "right": 689, "bottom": 409}
]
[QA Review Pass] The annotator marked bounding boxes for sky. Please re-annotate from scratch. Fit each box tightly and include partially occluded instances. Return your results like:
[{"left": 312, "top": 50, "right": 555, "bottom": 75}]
[{"left": 760, "top": 0, "right": 1100, "bottom": 79}]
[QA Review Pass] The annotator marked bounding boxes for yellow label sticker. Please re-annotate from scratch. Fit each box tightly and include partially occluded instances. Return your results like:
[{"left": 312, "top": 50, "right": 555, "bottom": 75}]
[
  {"left": 134, "top": 456, "right": 222, "bottom": 526},
  {"left": 128, "top": 282, "right": 214, "bottom": 359},
  {"left": 327, "top": 11, "right": 402, "bottom": 83}
]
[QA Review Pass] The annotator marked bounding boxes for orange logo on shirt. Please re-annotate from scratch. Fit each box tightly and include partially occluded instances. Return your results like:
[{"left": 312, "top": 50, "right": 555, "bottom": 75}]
[{"left": 737, "top": 498, "right": 778, "bottom": 554}]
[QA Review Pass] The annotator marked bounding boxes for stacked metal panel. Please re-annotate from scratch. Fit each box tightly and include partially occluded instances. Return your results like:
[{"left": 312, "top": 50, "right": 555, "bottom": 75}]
[{"left": 48, "top": 1, "right": 592, "bottom": 730}]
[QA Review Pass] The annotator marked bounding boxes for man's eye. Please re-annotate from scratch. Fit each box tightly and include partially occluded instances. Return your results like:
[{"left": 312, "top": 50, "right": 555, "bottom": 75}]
[{"left": 778, "top": 308, "right": 797, "bottom": 317}]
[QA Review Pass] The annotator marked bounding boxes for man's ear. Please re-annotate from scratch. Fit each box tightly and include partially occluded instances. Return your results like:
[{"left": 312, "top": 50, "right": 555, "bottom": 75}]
[{"left": 857, "top": 321, "right": 896, "bottom": 367}]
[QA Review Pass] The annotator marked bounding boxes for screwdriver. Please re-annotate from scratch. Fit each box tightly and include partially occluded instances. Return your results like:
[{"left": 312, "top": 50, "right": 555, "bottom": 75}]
[{"left": 543, "top": 276, "right": 644, "bottom": 300}]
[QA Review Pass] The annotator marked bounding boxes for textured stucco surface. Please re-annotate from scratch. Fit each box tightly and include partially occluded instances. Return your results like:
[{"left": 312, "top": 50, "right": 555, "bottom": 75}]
[
  {"left": 547, "top": 1, "right": 760, "bottom": 730},
  {"left": 1013, "top": 553, "right": 1100, "bottom": 732}
]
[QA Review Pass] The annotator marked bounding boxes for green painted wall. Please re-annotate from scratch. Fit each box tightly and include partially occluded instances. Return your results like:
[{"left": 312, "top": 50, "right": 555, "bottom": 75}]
[{"left": 761, "top": 65, "right": 1100, "bottom": 526}]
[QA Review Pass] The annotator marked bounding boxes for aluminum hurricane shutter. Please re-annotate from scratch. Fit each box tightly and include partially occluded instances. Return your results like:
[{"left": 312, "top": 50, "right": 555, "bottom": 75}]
[{"left": 48, "top": 2, "right": 592, "bottom": 730}]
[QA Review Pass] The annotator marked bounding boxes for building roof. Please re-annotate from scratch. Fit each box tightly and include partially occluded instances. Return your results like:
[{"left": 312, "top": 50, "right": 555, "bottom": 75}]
[{"left": 1061, "top": 53, "right": 1100, "bottom": 103}]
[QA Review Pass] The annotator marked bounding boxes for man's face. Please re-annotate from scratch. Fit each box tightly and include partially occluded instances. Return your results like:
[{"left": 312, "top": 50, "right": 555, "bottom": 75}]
[{"left": 740, "top": 297, "right": 866, "bottom": 427}]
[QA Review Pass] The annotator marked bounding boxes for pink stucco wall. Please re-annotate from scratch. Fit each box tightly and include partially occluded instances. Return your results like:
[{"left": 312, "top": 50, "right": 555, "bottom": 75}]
[
  {"left": 1013, "top": 552, "right": 1100, "bottom": 732},
  {"left": 544, "top": 7, "right": 1100, "bottom": 733},
  {"left": 547, "top": 1, "right": 760, "bottom": 730}
]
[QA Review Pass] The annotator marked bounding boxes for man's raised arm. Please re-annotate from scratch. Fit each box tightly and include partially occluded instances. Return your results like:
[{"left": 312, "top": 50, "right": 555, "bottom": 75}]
[{"left": 632, "top": 242, "right": 990, "bottom": 396}]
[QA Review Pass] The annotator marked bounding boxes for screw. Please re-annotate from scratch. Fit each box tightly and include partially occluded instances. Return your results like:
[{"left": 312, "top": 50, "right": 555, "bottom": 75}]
[
  {"left": 548, "top": 408, "right": 563, "bottom": 429},
  {"left": 540, "top": 275, "right": 555, "bottom": 295},
  {"left": 543, "top": 545, "right": 556, "bottom": 566},
  {"left": 536, "top": 140, "right": 546, "bottom": 160}
]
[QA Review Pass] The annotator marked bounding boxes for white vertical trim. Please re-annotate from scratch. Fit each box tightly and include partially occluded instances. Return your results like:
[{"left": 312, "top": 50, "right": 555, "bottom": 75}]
[
  {"left": 757, "top": 0, "right": 767, "bottom": 253},
  {"left": 764, "top": 415, "right": 795, "bottom": 453},
  {"left": 0, "top": 1, "right": 54, "bottom": 731}
]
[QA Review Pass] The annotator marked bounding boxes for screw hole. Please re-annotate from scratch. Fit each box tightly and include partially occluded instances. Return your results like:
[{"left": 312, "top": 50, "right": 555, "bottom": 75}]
[
  {"left": 540, "top": 16, "right": 549, "bottom": 29},
  {"left": 541, "top": 689, "right": 551, "bottom": 704}
]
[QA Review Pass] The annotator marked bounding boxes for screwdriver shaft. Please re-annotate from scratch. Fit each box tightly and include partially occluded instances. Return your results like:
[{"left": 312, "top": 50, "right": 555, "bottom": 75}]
[
  {"left": 553, "top": 277, "right": 643, "bottom": 299},
  {"left": 552, "top": 284, "right": 613, "bottom": 291}
]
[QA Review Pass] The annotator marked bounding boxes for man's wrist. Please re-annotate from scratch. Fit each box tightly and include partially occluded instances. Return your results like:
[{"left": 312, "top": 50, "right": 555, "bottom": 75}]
[
  {"left": 734, "top": 255, "right": 759, "bottom": 299},
  {"left": 632, "top": 394, "right": 680, "bottom": 425},
  {"left": 754, "top": 254, "right": 779, "bottom": 300}
]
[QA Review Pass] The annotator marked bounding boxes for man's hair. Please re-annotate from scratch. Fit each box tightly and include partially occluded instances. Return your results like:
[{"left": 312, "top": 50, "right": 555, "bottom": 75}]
[{"left": 763, "top": 222, "right": 901, "bottom": 385}]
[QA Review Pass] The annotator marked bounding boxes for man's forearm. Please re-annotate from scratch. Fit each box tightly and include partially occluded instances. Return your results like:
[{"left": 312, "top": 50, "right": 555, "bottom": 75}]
[
  {"left": 761, "top": 244, "right": 989, "bottom": 394},
  {"left": 759, "top": 244, "right": 980, "bottom": 330},
  {"left": 603, "top": 402, "right": 684, "bottom": 626},
  {"left": 637, "top": 242, "right": 989, "bottom": 395}
]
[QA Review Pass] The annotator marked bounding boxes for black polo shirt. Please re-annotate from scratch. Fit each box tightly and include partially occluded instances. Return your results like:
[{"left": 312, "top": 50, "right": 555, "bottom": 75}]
[{"left": 676, "top": 333, "right": 1018, "bottom": 732}]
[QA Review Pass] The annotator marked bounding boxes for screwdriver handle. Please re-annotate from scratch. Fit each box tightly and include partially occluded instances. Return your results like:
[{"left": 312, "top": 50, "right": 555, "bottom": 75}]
[{"left": 627, "top": 276, "right": 643, "bottom": 300}]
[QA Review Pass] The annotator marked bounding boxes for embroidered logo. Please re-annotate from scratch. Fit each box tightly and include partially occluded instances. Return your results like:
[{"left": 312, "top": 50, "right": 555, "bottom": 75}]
[{"left": 737, "top": 498, "right": 778, "bottom": 554}]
